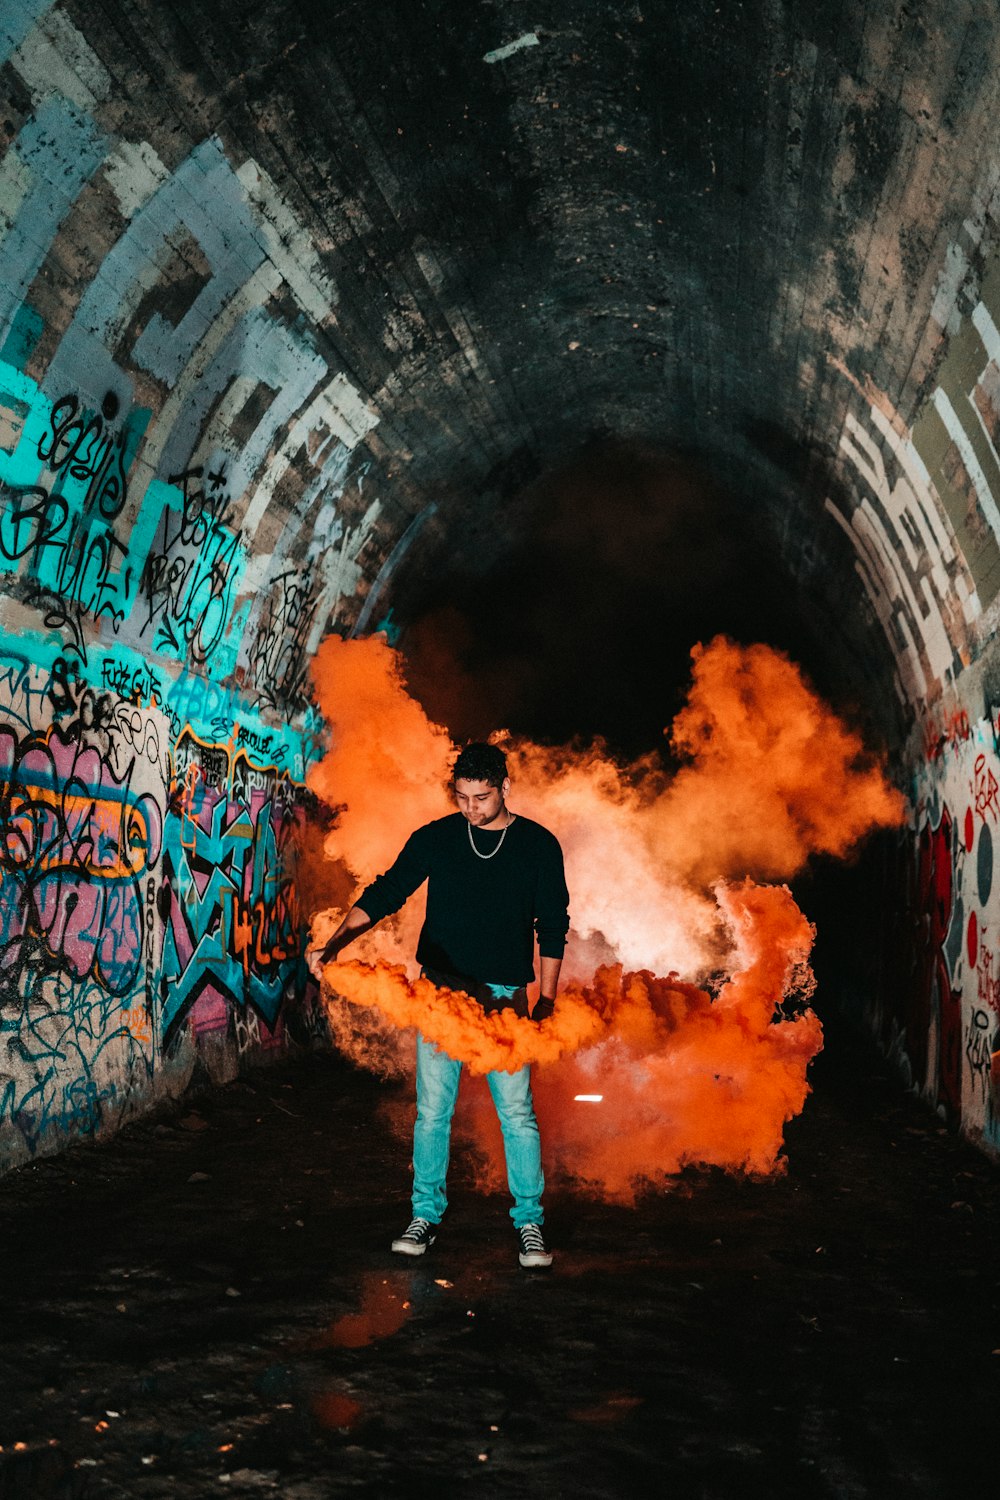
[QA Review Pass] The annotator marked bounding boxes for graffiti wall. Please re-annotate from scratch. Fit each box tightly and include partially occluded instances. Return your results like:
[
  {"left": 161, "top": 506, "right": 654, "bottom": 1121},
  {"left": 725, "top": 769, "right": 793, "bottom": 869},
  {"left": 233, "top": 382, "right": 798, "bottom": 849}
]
[
  {"left": 0, "top": 640, "right": 331, "bottom": 1168},
  {"left": 0, "top": 6, "right": 394, "bottom": 1172},
  {"left": 814, "top": 153, "right": 1000, "bottom": 1155},
  {"left": 870, "top": 713, "right": 1000, "bottom": 1154}
]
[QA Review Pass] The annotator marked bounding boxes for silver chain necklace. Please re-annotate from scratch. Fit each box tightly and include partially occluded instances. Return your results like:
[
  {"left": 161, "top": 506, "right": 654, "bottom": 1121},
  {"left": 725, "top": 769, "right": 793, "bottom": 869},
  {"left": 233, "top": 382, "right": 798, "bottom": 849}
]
[{"left": 468, "top": 811, "right": 516, "bottom": 859}]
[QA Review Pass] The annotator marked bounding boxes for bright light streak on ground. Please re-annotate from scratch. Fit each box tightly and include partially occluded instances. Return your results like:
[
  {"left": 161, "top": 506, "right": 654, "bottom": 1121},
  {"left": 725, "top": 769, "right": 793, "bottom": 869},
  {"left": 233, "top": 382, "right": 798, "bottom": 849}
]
[{"left": 574, "top": 1094, "right": 604, "bottom": 1102}]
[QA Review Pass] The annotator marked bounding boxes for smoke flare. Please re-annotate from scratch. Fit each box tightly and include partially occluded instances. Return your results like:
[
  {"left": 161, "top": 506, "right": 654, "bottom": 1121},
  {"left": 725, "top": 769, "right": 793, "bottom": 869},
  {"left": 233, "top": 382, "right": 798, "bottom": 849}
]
[
  {"left": 306, "top": 633, "right": 903, "bottom": 1197},
  {"left": 457, "top": 880, "right": 823, "bottom": 1199}
]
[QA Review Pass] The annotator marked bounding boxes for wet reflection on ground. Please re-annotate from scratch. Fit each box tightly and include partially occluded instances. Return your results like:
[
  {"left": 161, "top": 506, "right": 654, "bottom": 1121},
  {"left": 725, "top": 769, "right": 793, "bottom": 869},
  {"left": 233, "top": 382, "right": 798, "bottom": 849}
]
[
  {"left": 309, "top": 1388, "right": 364, "bottom": 1431},
  {"left": 0, "top": 1045, "right": 997, "bottom": 1496},
  {"left": 568, "top": 1392, "right": 644, "bottom": 1424},
  {"left": 313, "top": 1270, "right": 413, "bottom": 1349}
]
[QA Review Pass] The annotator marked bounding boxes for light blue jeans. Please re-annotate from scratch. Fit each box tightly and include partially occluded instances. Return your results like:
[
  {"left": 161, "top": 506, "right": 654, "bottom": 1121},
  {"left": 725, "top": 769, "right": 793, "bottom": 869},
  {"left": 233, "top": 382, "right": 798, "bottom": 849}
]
[{"left": 412, "top": 986, "right": 544, "bottom": 1228}]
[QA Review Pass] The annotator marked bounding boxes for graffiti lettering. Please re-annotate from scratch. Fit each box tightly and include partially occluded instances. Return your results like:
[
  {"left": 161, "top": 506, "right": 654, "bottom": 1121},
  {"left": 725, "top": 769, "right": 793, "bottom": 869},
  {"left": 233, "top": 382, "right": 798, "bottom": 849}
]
[
  {"left": 36, "top": 392, "right": 130, "bottom": 523},
  {"left": 0, "top": 655, "right": 53, "bottom": 733},
  {"left": 140, "top": 467, "right": 244, "bottom": 666},
  {"left": 174, "top": 735, "right": 230, "bottom": 793},
  {"left": 163, "top": 665, "right": 235, "bottom": 743},
  {"left": 976, "top": 932, "right": 1000, "bottom": 1016},
  {"left": 122, "top": 1005, "right": 153, "bottom": 1047},
  {"left": 48, "top": 656, "right": 80, "bottom": 717},
  {"left": 235, "top": 723, "right": 287, "bottom": 766},
  {"left": 100, "top": 659, "right": 163, "bottom": 707},
  {"left": 234, "top": 1006, "right": 261, "bottom": 1056},
  {"left": 109, "top": 701, "right": 167, "bottom": 777},
  {"left": 966, "top": 1008, "right": 993, "bottom": 1081},
  {"left": 0, "top": 721, "right": 163, "bottom": 996},
  {"left": 0, "top": 484, "right": 68, "bottom": 561},
  {"left": 974, "top": 753, "right": 1000, "bottom": 825},
  {"left": 52, "top": 524, "right": 129, "bottom": 631},
  {"left": 0, "top": 93, "right": 377, "bottom": 1170},
  {"left": 0, "top": 482, "right": 132, "bottom": 633},
  {"left": 0, "top": 969, "right": 145, "bottom": 1153},
  {"left": 160, "top": 753, "right": 303, "bottom": 1047},
  {"left": 247, "top": 565, "right": 319, "bottom": 713},
  {"left": 0, "top": 388, "right": 134, "bottom": 638}
]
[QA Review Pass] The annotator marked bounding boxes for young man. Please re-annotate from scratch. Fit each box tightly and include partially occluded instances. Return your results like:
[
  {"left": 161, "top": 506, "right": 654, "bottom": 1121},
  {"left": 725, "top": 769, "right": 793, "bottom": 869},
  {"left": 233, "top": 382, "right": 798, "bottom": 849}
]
[{"left": 314, "top": 742, "right": 569, "bottom": 1268}]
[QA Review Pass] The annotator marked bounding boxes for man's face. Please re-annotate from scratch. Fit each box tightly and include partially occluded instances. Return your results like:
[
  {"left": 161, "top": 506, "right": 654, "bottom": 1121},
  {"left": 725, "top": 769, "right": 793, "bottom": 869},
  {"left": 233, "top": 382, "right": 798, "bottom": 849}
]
[{"left": 453, "top": 776, "right": 510, "bottom": 827}]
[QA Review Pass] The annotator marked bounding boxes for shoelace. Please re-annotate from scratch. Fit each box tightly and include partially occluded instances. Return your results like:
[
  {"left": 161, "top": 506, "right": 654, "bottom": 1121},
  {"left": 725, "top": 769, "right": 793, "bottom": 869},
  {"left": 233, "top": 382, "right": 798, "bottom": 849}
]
[
  {"left": 520, "top": 1224, "right": 545, "bottom": 1250},
  {"left": 404, "top": 1218, "right": 430, "bottom": 1238}
]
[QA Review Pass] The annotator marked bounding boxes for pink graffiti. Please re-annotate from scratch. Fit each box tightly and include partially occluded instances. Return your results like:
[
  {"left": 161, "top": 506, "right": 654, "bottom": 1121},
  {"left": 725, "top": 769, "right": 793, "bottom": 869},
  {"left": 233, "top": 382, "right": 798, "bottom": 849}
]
[
  {"left": 976, "top": 928, "right": 1000, "bottom": 1018},
  {"left": 0, "top": 725, "right": 162, "bottom": 995}
]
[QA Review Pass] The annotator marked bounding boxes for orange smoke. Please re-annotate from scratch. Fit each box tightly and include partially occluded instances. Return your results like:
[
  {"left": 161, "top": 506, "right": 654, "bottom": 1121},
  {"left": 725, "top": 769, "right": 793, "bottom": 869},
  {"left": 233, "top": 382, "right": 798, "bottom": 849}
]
[
  {"left": 456, "top": 881, "right": 822, "bottom": 1198},
  {"left": 308, "top": 632, "right": 452, "bottom": 885},
  {"left": 328, "top": 962, "right": 606, "bottom": 1074},
  {"left": 306, "top": 632, "right": 903, "bottom": 1196},
  {"left": 656, "top": 637, "right": 904, "bottom": 885},
  {"left": 307, "top": 632, "right": 452, "bottom": 981},
  {"left": 324, "top": 880, "right": 820, "bottom": 1198}
]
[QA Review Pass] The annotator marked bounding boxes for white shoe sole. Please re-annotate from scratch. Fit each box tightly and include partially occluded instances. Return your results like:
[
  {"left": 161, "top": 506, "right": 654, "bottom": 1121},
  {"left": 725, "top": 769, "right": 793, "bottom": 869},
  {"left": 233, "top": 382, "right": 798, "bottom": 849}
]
[
  {"left": 519, "top": 1252, "right": 553, "bottom": 1268},
  {"left": 391, "top": 1238, "right": 431, "bottom": 1255}
]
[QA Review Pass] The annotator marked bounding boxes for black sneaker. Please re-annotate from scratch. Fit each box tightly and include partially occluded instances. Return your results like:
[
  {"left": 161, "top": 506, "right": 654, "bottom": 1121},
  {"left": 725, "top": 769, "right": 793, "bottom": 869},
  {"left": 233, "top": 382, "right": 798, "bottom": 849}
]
[
  {"left": 391, "top": 1217, "right": 437, "bottom": 1256},
  {"left": 517, "top": 1223, "right": 553, "bottom": 1268}
]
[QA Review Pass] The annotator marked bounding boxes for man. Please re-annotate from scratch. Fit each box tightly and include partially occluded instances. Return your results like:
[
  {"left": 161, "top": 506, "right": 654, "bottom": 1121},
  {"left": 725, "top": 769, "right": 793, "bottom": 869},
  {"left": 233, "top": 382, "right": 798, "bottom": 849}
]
[{"left": 313, "top": 742, "right": 569, "bottom": 1268}]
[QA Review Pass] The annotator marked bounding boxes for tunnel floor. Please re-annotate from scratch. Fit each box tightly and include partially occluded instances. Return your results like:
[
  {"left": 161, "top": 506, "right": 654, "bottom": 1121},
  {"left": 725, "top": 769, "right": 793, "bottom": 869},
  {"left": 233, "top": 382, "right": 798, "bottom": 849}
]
[{"left": 0, "top": 1030, "right": 997, "bottom": 1500}]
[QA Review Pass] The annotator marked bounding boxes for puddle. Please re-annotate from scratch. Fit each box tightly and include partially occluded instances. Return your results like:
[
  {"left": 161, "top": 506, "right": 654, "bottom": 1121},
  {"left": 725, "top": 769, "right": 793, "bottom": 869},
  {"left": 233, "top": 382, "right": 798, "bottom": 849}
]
[
  {"left": 309, "top": 1389, "right": 364, "bottom": 1431},
  {"left": 568, "top": 1392, "right": 644, "bottom": 1424},
  {"left": 317, "top": 1271, "right": 412, "bottom": 1349}
]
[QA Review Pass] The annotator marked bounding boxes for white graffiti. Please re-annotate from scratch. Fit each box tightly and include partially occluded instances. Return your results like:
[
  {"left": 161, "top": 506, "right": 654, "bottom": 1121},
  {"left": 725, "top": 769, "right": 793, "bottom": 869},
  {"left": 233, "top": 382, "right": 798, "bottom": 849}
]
[{"left": 827, "top": 406, "right": 979, "bottom": 704}]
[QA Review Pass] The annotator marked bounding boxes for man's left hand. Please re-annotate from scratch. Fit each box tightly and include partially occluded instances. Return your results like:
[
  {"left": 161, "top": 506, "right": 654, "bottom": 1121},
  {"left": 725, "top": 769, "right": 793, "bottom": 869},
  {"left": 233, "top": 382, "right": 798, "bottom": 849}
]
[{"left": 530, "top": 995, "right": 555, "bottom": 1023}]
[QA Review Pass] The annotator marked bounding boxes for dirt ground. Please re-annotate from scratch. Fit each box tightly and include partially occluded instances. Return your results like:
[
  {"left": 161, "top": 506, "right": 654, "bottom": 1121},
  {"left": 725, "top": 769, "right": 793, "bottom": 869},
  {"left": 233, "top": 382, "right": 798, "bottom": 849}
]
[{"left": 0, "top": 1023, "right": 997, "bottom": 1500}]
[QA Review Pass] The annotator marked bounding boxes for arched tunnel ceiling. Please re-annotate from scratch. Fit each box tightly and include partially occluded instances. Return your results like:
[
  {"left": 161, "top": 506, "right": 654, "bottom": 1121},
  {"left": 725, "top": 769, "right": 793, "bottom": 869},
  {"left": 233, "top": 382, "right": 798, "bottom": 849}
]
[{"left": 3, "top": 0, "right": 1000, "bottom": 758}]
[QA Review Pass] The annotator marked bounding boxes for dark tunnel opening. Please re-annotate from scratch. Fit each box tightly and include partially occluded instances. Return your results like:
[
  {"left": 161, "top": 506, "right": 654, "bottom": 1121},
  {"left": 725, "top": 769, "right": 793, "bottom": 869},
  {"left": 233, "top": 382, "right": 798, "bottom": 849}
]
[
  {"left": 386, "top": 437, "right": 908, "bottom": 1049},
  {"left": 393, "top": 440, "right": 842, "bottom": 759}
]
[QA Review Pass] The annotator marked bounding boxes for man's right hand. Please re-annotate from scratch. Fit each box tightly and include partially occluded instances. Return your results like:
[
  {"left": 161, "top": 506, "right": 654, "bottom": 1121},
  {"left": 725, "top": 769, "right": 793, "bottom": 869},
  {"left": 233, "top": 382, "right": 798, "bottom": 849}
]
[
  {"left": 307, "top": 904, "right": 373, "bottom": 980},
  {"left": 306, "top": 937, "right": 339, "bottom": 979}
]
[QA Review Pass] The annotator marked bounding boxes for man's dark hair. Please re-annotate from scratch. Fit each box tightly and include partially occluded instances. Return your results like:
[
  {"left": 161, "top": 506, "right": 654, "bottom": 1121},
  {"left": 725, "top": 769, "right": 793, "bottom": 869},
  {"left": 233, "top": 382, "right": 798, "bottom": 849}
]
[{"left": 452, "top": 742, "right": 508, "bottom": 789}]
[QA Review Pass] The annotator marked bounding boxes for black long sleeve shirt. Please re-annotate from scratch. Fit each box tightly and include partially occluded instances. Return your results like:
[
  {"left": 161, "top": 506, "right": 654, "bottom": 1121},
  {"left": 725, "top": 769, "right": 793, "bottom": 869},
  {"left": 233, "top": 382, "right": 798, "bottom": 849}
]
[{"left": 358, "top": 813, "right": 570, "bottom": 987}]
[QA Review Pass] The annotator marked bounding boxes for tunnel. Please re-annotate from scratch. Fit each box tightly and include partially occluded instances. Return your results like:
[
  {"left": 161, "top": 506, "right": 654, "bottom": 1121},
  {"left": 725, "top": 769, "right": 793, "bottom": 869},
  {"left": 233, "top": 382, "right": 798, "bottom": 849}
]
[{"left": 0, "top": 1, "right": 998, "bottom": 1495}]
